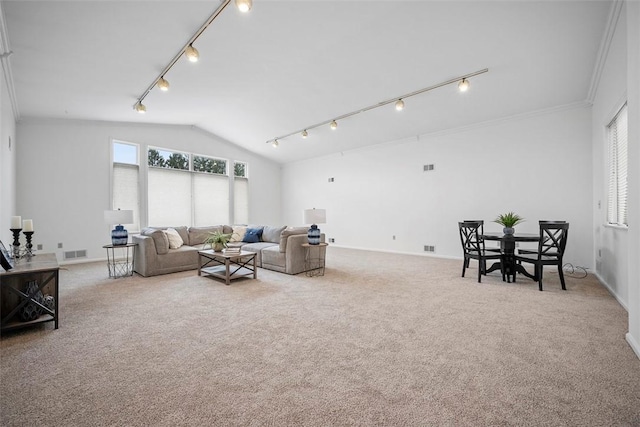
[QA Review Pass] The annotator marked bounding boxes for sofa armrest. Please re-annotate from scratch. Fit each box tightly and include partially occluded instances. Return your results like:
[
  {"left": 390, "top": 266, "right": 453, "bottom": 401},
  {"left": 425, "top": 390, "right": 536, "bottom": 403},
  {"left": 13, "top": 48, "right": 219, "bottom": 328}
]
[
  {"left": 284, "top": 233, "right": 326, "bottom": 275},
  {"left": 133, "top": 235, "right": 157, "bottom": 277}
]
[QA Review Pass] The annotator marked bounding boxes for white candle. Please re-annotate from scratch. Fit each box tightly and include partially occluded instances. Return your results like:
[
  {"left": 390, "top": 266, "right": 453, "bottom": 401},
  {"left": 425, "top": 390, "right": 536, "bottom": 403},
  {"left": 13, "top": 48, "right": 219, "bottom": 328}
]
[
  {"left": 23, "top": 219, "right": 33, "bottom": 232},
  {"left": 11, "top": 216, "right": 21, "bottom": 229}
]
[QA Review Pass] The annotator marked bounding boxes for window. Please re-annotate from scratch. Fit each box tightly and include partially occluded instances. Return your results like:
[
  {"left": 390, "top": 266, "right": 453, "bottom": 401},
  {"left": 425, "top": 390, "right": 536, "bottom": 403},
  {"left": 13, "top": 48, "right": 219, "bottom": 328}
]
[
  {"left": 111, "top": 141, "right": 140, "bottom": 232},
  {"left": 607, "top": 103, "right": 628, "bottom": 226},
  {"left": 147, "top": 148, "right": 230, "bottom": 226},
  {"left": 234, "top": 161, "right": 249, "bottom": 224}
]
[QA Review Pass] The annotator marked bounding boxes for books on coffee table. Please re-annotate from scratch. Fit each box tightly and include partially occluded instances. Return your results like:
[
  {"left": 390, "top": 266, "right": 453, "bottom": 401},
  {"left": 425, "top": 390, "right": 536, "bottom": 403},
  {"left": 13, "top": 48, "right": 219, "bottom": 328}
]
[{"left": 223, "top": 247, "right": 241, "bottom": 254}]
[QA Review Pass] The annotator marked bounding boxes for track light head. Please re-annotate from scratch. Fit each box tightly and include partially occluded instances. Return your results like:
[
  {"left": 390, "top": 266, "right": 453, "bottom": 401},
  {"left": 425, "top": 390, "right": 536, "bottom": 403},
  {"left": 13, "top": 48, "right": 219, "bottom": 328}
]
[
  {"left": 458, "top": 78, "right": 470, "bottom": 92},
  {"left": 185, "top": 44, "right": 199, "bottom": 62},
  {"left": 330, "top": 120, "right": 338, "bottom": 130},
  {"left": 236, "top": 0, "right": 252, "bottom": 13},
  {"left": 302, "top": 130, "right": 308, "bottom": 138},
  {"left": 272, "top": 139, "right": 279, "bottom": 148},
  {"left": 157, "top": 77, "right": 170, "bottom": 92},
  {"left": 395, "top": 99, "right": 405, "bottom": 111},
  {"left": 135, "top": 102, "right": 146, "bottom": 114}
]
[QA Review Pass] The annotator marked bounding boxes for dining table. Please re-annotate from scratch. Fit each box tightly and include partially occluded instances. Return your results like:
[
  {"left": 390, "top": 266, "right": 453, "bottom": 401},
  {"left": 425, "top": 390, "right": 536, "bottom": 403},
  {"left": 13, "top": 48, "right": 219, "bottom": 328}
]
[{"left": 481, "top": 232, "right": 540, "bottom": 283}]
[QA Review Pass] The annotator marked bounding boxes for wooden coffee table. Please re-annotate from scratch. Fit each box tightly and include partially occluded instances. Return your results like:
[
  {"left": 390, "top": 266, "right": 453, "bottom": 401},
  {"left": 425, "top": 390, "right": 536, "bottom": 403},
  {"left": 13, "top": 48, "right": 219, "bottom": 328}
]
[{"left": 198, "top": 249, "right": 257, "bottom": 285}]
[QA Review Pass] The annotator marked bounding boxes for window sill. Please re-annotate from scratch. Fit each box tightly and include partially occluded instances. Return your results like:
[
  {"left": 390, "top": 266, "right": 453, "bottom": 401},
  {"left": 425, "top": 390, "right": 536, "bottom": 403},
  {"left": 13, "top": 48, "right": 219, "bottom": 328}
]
[{"left": 603, "top": 223, "right": 628, "bottom": 231}]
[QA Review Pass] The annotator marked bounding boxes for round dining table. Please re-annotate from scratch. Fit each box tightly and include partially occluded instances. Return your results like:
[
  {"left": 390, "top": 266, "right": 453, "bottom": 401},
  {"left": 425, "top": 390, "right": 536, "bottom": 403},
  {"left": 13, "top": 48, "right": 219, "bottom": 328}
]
[{"left": 481, "top": 232, "right": 540, "bottom": 282}]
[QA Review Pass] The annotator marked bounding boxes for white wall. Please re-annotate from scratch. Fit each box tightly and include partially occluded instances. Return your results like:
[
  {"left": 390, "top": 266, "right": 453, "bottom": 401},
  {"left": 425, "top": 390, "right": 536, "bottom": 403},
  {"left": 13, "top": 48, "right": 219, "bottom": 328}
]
[
  {"left": 624, "top": 0, "right": 640, "bottom": 359},
  {"left": 0, "top": 51, "right": 16, "bottom": 247},
  {"left": 15, "top": 118, "right": 282, "bottom": 263},
  {"left": 591, "top": 2, "right": 629, "bottom": 307},
  {"left": 282, "top": 105, "right": 593, "bottom": 268}
]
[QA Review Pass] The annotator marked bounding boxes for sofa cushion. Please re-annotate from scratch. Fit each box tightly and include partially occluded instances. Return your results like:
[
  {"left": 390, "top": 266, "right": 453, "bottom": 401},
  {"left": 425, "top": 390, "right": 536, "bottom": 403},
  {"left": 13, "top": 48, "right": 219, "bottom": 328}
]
[
  {"left": 142, "top": 229, "right": 169, "bottom": 255},
  {"left": 230, "top": 226, "right": 247, "bottom": 242},
  {"left": 173, "top": 226, "right": 189, "bottom": 244},
  {"left": 262, "top": 225, "right": 287, "bottom": 243},
  {"left": 279, "top": 226, "right": 308, "bottom": 252},
  {"left": 188, "top": 225, "right": 223, "bottom": 246},
  {"left": 243, "top": 227, "right": 263, "bottom": 243},
  {"left": 164, "top": 228, "right": 184, "bottom": 249}
]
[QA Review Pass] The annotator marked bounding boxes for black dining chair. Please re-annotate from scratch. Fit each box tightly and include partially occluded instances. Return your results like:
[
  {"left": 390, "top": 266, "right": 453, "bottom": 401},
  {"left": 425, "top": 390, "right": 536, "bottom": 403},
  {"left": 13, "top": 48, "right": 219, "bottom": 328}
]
[
  {"left": 517, "top": 220, "right": 567, "bottom": 256},
  {"left": 515, "top": 222, "right": 569, "bottom": 291},
  {"left": 458, "top": 221, "right": 504, "bottom": 283}
]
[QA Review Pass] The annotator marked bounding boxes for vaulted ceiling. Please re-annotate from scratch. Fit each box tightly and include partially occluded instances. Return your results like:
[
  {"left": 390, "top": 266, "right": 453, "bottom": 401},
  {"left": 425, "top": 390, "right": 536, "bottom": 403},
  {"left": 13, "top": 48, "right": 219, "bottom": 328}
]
[{"left": 3, "top": 1, "right": 613, "bottom": 163}]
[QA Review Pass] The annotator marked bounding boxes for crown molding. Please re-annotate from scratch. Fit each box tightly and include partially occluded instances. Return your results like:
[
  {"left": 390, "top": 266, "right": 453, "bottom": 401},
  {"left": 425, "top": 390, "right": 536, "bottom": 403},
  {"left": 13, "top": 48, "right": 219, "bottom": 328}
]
[
  {"left": 0, "top": 2, "right": 19, "bottom": 121},
  {"left": 587, "top": 0, "right": 624, "bottom": 104}
]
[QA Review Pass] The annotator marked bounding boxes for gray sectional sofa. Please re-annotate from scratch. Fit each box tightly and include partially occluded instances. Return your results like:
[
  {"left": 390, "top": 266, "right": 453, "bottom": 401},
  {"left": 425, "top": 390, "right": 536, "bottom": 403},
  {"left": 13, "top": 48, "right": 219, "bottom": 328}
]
[{"left": 132, "top": 224, "right": 324, "bottom": 277}]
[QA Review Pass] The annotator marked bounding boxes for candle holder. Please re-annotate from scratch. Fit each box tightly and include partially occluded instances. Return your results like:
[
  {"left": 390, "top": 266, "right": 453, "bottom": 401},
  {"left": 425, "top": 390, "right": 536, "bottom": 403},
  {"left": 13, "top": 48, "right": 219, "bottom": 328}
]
[
  {"left": 23, "top": 231, "right": 35, "bottom": 259},
  {"left": 10, "top": 228, "right": 21, "bottom": 259}
]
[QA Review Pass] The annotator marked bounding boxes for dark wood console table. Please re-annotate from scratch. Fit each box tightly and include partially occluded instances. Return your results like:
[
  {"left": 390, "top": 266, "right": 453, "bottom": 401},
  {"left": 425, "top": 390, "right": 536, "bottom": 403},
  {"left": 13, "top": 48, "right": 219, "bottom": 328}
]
[{"left": 0, "top": 253, "right": 59, "bottom": 333}]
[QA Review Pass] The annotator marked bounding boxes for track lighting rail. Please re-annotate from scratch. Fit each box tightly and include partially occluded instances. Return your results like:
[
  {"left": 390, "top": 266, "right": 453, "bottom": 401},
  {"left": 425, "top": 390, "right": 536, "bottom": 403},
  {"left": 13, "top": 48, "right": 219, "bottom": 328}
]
[
  {"left": 133, "top": 0, "right": 233, "bottom": 111},
  {"left": 266, "top": 67, "right": 489, "bottom": 146}
]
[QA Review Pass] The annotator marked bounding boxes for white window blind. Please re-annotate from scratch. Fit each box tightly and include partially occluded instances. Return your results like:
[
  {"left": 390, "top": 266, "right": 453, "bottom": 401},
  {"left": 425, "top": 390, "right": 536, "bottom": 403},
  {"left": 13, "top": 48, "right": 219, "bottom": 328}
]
[
  {"left": 234, "top": 177, "right": 249, "bottom": 224},
  {"left": 112, "top": 163, "right": 140, "bottom": 232},
  {"left": 148, "top": 168, "right": 192, "bottom": 226},
  {"left": 607, "top": 104, "right": 628, "bottom": 226},
  {"left": 194, "top": 173, "right": 229, "bottom": 226}
]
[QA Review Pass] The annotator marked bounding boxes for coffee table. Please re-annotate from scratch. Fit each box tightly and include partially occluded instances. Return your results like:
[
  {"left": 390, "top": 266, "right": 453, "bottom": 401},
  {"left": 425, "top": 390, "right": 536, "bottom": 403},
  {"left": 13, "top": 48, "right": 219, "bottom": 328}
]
[{"left": 198, "top": 249, "right": 257, "bottom": 285}]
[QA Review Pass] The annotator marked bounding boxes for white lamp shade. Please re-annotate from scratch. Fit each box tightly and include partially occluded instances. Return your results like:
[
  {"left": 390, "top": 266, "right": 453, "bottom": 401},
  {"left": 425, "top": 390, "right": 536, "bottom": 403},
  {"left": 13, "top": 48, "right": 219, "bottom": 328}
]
[
  {"left": 303, "top": 208, "right": 326, "bottom": 225},
  {"left": 104, "top": 209, "right": 133, "bottom": 225}
]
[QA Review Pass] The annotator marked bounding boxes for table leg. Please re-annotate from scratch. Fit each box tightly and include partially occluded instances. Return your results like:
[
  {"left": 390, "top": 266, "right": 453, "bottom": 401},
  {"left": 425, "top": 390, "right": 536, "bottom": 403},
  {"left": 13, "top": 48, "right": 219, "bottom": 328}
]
[
  {"left": 225, "top": 258, "right": 231, "bottom": 285},
  {"left": 253, "top": 255, "right": 257, "bottom": 279}
]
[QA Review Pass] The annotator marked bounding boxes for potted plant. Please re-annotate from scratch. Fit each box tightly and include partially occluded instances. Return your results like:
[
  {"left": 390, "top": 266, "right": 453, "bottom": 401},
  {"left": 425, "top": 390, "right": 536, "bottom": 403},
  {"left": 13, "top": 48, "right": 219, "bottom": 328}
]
[
  {"left": 203, "top": 231, "right": 233, "bottom": 252},
  {"left": 494, "top": 212, "right": 524, "bottom": 235}
]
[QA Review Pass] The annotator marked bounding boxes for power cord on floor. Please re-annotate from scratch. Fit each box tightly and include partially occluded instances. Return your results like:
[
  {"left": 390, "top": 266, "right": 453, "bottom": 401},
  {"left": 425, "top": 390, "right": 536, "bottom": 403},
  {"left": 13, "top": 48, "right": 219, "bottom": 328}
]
[{"left": 560, "top": 263, "right": 588, "bottom": 279}]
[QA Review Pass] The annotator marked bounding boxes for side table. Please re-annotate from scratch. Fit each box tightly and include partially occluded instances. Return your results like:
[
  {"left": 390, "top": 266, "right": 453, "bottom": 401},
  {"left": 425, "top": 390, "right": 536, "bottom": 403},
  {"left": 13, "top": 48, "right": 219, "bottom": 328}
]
[
  {"left": 1, "top": 253, "right": 60, "bottom": 332},
  {"left": 302, "top": 243, "right": 328, "bottom": 277},
  {"left": 103, "top": 243, "right": 137, "bottom": 278}
]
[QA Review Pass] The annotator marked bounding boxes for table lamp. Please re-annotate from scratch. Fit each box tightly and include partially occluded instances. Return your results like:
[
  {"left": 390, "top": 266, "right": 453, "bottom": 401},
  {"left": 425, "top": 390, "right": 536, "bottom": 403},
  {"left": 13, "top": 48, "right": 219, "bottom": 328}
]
[
  {"left": 303, "top": 208, "right": 326, "bottom": 245},
  {"left": 104, "top": 209, "right": 133, "bottom": 246}
]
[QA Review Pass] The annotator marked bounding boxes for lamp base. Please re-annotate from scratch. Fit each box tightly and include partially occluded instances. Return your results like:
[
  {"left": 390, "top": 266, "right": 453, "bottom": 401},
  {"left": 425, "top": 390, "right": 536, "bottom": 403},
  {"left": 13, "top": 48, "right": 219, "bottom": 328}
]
[
  {"left": 307, "top": 224, "right": 321, "bottom": 245},
  {"left": 111, "top": 225, "right": 128, "bottom": 246}
]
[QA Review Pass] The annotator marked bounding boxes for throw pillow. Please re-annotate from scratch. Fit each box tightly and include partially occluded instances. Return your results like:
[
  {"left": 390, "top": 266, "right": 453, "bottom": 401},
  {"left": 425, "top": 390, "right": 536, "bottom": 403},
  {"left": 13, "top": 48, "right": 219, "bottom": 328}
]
[
  {"left": 143, "top": 229, "right": 169, "bottom": 255},
  {"left": 262, "top": 225, "right": 287, "bottom": 243},
  {"left": 230, "top": 226, "right": 247, "bottom": 242},
  {"left": 163, "top": 227, "right": 184, "bottom": 249},
  {"left": 242, "top": 227, "right": 263, "bottom": 243}
]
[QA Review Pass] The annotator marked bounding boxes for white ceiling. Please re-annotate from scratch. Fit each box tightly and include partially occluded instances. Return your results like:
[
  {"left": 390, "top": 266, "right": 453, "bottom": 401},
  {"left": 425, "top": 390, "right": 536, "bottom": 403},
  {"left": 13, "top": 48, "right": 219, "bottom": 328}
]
[{"left": 3, "top": 0, "right": 612, "bottom": 164}]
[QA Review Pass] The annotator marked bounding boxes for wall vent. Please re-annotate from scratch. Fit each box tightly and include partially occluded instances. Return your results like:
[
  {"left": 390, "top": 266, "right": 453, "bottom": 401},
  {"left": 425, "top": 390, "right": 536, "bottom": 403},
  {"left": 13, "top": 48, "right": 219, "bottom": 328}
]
[
  {"left": 328, "top": 177, "right": 335, "bottom": 183},
  {"left": 424, "top": 245, "right": 435, "bottom": 252},
  {"left": 423, "top": 164, "right": 435, "bottom": 172},
  {"left": 64, "top": 250, "right": 87, "bottom": 260},
  {"left": 329, "top": 238, "right": 335, "bottom": 243}
]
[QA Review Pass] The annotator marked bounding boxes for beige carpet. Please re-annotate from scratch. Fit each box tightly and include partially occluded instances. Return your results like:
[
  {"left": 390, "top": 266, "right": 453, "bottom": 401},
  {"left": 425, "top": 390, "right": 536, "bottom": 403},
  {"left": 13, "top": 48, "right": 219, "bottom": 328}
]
[{"left": 1, "top": 248, "right": 639, "bottom": 426}]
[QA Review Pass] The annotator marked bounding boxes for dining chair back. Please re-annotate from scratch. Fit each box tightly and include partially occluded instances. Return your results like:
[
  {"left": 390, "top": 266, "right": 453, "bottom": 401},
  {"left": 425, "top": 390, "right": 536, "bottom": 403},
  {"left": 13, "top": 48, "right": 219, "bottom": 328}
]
[
  {"left": 458, "top": 221, "right": 504, "bottom": 283},
  {"left": 515, "top": 222, "right": 569, "bottom": 291}
]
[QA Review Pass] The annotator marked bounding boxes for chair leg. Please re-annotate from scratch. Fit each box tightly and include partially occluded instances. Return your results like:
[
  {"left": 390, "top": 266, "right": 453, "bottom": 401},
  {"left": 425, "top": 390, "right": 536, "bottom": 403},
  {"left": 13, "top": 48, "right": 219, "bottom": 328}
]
[
  {"left": 537, "top": 265, "right": 543, "bottom": 291},
  {"left": 462, "top": 257, "right": 467, "bottom": 278},
  {"left": 477, "top": 261, "right": 482, "bottom": 283},
  {"left": 558, "top": 263, "right": 566, "bottom": 290}
]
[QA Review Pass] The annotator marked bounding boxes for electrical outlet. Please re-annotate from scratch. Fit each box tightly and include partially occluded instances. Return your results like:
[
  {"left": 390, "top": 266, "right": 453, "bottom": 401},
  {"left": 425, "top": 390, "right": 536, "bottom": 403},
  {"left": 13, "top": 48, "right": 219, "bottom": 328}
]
[
  {"left": 393, "top": 235, "right": 396, "bottom": 240},
  {"left": 329, "top": 238, "right": 335, "bottom": 243}
]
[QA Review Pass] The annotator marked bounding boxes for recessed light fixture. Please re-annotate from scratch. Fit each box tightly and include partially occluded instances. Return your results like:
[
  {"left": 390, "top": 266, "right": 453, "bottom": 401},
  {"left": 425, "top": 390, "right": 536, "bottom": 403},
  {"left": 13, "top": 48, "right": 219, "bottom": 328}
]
[{"left": 395, "top": 99, "right": 405, "bottom": 111}]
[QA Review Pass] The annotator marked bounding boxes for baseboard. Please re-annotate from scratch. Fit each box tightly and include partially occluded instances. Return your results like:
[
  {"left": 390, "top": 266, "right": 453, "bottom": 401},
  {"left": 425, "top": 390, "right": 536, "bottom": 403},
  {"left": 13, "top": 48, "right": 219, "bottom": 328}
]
[
  {"left": 625, "top": 332, "right": 640, "bottom": 360},
  {"left": 594, "top": 272, "right": 628, "bottom": 311},
  {"left": 328, "top": 244, "right": 461, "bottom": 261}
]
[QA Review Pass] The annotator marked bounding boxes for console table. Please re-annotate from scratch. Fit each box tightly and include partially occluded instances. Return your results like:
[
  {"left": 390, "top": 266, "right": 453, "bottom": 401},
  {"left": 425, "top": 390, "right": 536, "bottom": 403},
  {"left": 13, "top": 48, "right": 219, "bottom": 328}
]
[{"left": 0, "top": 253, "right": 59, "bottom": 333}]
